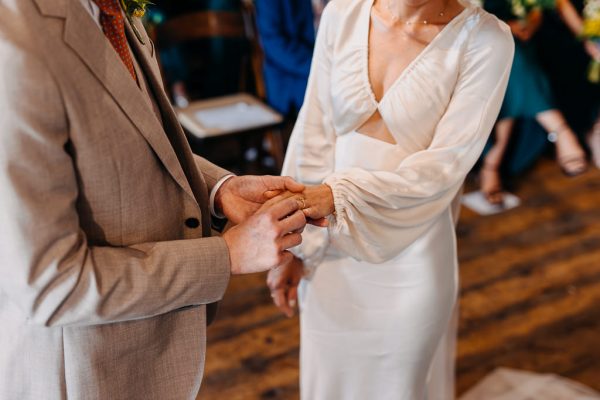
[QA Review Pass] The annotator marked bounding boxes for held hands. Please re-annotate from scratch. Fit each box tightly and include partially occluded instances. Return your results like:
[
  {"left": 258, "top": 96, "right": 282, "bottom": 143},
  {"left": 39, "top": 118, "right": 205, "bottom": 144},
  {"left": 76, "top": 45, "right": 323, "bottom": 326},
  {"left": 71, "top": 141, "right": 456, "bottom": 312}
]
[
  {"left": 267, "top": 256, "right": 305, "bottom": 318},
  {"left": 266, "top": 184, "right": 335, "bottom": 227},
  {"left": 222, "top": 193, "right": 307, "bottom": 275},
  {"left": 218, "top": 178, "right": 334, "bottom": 275},
  {"left": 214, "top": 175, "right": 305, "bottom": 224}
]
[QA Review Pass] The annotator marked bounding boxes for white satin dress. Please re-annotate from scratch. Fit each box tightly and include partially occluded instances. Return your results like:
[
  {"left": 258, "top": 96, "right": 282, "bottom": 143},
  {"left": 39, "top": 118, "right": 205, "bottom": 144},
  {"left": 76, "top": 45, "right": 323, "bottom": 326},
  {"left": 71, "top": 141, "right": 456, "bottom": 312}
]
[{"left": 281, "top": 1, "right": 514, "bottom": 399}]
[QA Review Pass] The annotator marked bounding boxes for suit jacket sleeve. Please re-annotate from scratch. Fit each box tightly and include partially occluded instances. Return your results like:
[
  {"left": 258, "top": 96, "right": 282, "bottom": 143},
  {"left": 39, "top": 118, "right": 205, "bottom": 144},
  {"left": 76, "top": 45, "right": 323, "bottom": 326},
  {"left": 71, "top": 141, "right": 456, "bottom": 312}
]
[
  {"left": 193, "top": 154, "right": 231, "bottom": 192},
  {"left": 0, "top": 20, "right": 231, "bottom": 328}
]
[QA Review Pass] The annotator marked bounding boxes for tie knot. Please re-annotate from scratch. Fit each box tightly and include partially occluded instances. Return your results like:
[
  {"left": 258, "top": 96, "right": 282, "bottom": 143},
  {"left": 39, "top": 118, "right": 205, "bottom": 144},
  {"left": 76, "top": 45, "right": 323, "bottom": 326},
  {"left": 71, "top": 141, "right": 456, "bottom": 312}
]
[{"left": 93, "top": 0, "right": 123, "bottom": 17}]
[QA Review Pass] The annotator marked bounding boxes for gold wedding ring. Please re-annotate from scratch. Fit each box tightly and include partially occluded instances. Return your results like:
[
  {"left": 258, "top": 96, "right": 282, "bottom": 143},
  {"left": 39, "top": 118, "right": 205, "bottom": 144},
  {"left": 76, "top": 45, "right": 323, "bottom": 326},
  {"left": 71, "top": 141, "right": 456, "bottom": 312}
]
[{"left": 298, "top": 197, "right": 307, "bottom": 210}]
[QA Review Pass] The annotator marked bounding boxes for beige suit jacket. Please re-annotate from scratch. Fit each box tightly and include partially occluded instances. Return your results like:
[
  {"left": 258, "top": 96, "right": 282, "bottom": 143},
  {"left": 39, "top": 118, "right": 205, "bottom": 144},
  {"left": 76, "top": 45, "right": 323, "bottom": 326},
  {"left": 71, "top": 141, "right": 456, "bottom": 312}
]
[{"left": 0, "top": 0, "right": 233, "bottom": 398}]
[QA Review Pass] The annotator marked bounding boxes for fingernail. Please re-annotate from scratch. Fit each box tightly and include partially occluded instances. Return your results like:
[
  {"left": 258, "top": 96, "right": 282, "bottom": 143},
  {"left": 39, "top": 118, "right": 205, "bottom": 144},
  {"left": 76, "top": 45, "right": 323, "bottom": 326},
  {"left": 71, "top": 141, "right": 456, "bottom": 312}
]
[{"left": 289, "top": 299, "right": 296, "bottom": 308}]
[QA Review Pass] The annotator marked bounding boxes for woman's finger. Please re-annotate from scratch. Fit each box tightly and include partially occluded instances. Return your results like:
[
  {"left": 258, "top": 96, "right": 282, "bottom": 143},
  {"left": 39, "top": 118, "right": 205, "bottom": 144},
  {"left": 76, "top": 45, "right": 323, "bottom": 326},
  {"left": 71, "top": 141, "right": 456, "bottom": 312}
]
[
  {"left": 264, "top": 190, "right": 282, "bottom": 200},
  {"left": 287, "top": 285, "right": 298, "bottom": 311},
  {"left": 271, "top": 288, "right": 287, "bottom": 312},
  {"left": 262, "top": 191, "right": 298, "bottom": 209},
  {"left": 302, "top": 206, "right": 330, "bottom": 221},
  {"left": 308, "top": 217, "right": 329, "bottom": 227},
  {"left": 259, "top": 192, "right": 299, "bottom": 216},
  {"left": 274, "top": 287, "right": 294, "bottom": 317}
]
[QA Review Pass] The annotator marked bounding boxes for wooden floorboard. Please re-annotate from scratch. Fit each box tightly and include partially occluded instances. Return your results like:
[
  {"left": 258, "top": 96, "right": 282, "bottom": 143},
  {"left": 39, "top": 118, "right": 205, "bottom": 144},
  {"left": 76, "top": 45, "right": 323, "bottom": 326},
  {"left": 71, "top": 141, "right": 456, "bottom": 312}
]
[{"left": 198, "top": 158, "right": 600, "bottom": 399}]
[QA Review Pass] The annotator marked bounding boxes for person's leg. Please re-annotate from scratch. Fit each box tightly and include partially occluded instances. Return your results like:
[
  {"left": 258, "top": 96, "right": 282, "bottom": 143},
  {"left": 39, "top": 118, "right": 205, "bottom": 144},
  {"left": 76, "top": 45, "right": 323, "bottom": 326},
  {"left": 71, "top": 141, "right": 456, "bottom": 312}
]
[
  {"left": 480, "top": 118, "right": 515, "bottom": 204},
  {"left": 586, "top": 115, "right": 600, "bottom": 169},
  {"left": 536, "top": 110, "right": 588, "bottom": 176}
]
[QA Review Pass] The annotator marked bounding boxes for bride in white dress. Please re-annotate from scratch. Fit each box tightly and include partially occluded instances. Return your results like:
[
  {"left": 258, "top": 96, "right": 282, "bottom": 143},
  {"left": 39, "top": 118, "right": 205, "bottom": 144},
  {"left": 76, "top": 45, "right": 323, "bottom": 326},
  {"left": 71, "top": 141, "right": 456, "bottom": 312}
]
[{"left": 266, "top": 0, "right": 514, "bottom": 398}]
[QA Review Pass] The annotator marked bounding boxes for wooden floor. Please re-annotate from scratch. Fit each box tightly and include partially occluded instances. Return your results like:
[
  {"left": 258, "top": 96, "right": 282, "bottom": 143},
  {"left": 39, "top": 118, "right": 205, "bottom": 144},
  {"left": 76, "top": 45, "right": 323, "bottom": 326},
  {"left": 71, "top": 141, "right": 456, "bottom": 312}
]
[{"left": 198, "top": 158, "right": 600, "bottom": 399}]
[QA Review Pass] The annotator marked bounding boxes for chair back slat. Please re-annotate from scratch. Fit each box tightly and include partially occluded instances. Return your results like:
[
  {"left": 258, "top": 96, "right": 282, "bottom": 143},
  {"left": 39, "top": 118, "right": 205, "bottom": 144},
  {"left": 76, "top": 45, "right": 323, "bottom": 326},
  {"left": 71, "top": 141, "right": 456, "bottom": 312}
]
[{"left": 157, "top": 11, "right": 246, "bottom": 46}]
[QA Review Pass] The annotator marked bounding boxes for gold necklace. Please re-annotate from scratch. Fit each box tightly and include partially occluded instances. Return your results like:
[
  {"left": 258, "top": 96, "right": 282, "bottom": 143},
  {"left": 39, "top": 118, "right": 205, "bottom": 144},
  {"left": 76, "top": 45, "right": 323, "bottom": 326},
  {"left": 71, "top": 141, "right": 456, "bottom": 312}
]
[{"left": 385, "top": 0, "right": 447, "bottom": 25}]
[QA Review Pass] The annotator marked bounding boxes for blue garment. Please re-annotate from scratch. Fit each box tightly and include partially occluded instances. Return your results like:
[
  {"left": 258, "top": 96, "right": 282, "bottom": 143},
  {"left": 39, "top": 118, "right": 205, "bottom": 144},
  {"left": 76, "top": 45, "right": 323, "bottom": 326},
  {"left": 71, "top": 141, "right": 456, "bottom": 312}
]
[{"left": 255, "top": 0, "right": 316, "bottom": 115}]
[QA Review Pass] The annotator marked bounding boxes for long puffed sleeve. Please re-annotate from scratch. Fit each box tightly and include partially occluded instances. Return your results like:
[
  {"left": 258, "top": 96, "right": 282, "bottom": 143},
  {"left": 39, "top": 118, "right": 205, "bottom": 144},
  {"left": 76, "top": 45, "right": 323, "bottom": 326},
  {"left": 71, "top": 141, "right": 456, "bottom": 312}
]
[
  {"left": 281, "top": 3, "right": 338, "bottom": 270},
  {"left": 324, "top": 17, "right": 515, "bottom": 263}
]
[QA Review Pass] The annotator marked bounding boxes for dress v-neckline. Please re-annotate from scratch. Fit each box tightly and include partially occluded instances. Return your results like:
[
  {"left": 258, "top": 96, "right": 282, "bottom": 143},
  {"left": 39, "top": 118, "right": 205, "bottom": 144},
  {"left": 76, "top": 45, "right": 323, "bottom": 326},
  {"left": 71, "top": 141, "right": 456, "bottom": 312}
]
[{"left": 363, "top": 0, "right": 472, "bottom": 106}]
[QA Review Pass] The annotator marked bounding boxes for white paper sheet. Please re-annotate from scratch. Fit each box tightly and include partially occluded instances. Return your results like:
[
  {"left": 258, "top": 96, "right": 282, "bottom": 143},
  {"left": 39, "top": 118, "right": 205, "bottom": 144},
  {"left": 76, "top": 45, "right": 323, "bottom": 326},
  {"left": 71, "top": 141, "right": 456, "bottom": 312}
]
[
  {"left": 194, "top": 101, "right": 279, "bottom": 133},
  {"left": 460, "top": 368, "right": 600, "bottom": 400},
  {"left": 461, "top": 191, "right": 521, "bottom": 215}
]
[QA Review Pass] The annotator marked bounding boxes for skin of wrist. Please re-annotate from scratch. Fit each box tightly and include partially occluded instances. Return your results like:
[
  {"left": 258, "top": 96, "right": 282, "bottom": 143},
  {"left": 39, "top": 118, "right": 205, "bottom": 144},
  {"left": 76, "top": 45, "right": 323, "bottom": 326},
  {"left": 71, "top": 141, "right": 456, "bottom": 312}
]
[
  {"left": 321, "top": 184, "right": 335, "bottom": 215},
  {"left": 215, "top": 176, "right": 234, "bottom": 215}
]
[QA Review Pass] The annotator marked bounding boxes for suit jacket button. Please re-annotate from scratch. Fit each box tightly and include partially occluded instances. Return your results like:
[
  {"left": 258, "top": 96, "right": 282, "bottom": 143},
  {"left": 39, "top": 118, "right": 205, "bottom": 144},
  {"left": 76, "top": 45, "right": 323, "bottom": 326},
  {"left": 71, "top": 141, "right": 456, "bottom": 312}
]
[{"left": 185, "top": 218, "right": 200, "bottom": 229}]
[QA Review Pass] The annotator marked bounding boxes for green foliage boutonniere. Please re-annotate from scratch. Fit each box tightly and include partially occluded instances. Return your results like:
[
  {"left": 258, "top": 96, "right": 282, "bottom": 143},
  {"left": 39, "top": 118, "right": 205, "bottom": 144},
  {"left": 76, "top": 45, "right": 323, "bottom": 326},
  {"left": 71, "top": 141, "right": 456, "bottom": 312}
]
[{"left": 119, "top": 0, "right": 152, "bottom": 44}]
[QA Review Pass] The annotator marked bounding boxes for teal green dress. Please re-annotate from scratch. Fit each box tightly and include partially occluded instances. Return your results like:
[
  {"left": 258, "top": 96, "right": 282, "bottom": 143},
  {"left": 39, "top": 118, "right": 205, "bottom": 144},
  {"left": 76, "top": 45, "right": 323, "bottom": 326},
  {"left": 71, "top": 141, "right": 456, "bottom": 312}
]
[
  {"left": 484, "top": 0, "right": 556, "bottom": 119},
  {"left": 499, "top": 41, "right": 556, "bottom": 118},
  {"left": 479, "top": 0, "right": 555, "bottom": 176}
]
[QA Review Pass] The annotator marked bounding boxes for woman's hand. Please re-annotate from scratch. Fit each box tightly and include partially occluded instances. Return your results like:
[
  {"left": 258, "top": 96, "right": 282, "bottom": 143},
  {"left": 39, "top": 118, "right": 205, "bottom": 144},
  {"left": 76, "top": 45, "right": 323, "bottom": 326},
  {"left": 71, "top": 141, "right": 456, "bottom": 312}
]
[
  {"left": 265, "top": 184, "right": 335, "bottom": 227},
  {"left": 301, "top": 184, "right": 335, "bottom": 222},
  {"left": 267, "top": 257, "right": 305, "bottom": 317},
  {"left": 508, "top": 10, "right": 543, "bottom": 42},
  {"left": 508, "top": 20, "right": 530, "bottom": 41}
]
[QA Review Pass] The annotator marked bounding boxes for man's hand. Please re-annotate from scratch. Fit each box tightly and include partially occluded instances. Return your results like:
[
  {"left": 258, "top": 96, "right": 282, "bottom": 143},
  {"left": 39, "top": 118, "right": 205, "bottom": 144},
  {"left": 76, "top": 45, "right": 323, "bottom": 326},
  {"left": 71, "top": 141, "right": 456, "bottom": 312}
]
[
  {"left": 222, "top": 194, "right": 307, "bottom": 275},
  {"left": 215, "top": 175, "right": 305, "bottom": 224},
  {"left": 267, "top": 257, "right": 304, "bottom": 318}
]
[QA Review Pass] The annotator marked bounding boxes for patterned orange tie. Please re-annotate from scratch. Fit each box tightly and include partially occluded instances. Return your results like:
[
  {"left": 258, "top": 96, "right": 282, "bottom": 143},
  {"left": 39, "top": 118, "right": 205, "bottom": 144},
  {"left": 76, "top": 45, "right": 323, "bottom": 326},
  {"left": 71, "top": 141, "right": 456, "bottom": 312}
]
[{"left": 93, "top": 0, "right": 137, "bottom": 80}]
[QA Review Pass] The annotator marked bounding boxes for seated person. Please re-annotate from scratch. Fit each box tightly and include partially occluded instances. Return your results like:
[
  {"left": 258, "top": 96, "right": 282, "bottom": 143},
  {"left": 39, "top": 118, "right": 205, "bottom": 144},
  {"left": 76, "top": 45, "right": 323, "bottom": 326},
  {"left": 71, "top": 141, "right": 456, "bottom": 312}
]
[{"left": 481, "top": 0, "right": 592, "bottom": 205}]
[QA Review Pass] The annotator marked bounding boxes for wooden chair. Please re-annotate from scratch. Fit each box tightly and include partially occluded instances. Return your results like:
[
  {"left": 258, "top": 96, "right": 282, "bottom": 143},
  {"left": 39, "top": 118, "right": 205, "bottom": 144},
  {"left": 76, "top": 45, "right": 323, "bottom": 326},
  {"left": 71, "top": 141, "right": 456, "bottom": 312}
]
[{"left": 154, "top": 3, "right": 285, "bottom": 173}]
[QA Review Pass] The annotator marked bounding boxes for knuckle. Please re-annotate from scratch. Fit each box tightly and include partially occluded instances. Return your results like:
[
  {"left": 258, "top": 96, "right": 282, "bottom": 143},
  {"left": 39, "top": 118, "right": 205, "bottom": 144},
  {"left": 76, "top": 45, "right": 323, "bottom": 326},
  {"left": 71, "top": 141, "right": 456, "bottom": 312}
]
[
  {"left": 273, "top": 225, "right": 284, "bottom": 237},
  {"left": 261, "top": 208, "right": 273, "bottom": 219},
  {"left": 289, "top": 197, "right": 300, "bottom": 209},
  {"left": 256, "top": 212, "right": 268, "bottom": 225},
  {"left": 297, "top": 210, "right": 307, "bottom": 222}
]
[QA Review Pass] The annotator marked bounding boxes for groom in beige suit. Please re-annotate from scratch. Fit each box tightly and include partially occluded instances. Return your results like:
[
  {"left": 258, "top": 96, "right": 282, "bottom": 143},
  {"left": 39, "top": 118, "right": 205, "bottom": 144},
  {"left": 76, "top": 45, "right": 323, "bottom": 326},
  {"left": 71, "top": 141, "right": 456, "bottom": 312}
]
[{"left": 0, "top": 0, "right": 309, "bottom": 398}]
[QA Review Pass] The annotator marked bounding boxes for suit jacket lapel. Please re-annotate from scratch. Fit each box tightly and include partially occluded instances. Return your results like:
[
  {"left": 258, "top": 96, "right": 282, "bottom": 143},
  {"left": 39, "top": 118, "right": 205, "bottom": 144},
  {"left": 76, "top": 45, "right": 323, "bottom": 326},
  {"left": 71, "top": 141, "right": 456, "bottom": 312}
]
[
  {"left": 36, "top": 0, "right": 197, "bottom": 202},
  {"left": 124, "top": 18, "right": 212, "bottom": 231}
]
